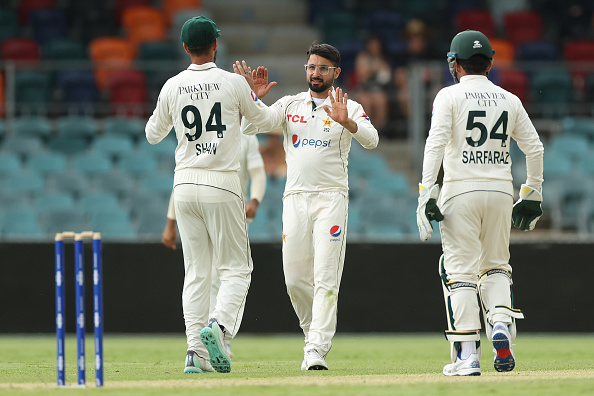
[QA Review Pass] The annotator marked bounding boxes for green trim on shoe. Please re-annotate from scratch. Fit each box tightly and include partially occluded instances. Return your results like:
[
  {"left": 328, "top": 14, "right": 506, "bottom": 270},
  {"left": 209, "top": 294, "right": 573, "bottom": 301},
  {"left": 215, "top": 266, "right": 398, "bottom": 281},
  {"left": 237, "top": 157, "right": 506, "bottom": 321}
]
[
  {"left": 184, "top": 350, "right": 213, "bottom": 374},
  {"left": 200, "top": 323, "right": 231, "bottom": 373}
]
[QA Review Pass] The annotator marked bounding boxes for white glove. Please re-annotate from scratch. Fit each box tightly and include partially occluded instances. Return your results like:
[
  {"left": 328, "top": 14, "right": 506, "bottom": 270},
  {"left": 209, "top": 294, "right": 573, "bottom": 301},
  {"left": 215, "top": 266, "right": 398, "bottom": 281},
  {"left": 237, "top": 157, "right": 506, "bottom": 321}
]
[
  {"left": 512, "top": 184, "right": 543, "bottom": 231},
  {"left": 416, "top": 184, "right": 444, "bottom": 241}
]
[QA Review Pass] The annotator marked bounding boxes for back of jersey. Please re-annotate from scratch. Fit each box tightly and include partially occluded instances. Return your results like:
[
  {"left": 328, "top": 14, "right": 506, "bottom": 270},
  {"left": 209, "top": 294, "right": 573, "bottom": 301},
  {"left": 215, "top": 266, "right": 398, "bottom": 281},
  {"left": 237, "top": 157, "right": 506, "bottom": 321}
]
[{"left": 434, "top": 75, "right": 535, "bottom": 183}]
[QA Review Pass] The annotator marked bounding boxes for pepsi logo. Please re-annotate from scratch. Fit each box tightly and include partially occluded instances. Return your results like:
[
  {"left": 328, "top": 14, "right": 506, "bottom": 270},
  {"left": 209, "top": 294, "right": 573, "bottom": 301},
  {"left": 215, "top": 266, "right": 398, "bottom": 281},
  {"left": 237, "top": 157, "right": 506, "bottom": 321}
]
[
  {"left": 330, "top": 225, "right": 341, "bottom": 237},
  {"left": 292, "top": 134, "right": 300, "bottom": 148}
]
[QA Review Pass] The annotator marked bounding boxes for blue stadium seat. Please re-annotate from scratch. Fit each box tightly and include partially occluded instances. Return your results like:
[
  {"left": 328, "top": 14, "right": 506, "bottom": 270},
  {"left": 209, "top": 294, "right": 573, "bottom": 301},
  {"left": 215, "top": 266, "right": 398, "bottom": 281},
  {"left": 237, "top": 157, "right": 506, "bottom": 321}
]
[
  {"left": 561, "top": 117, "right": 594, "bottom": 141},
  {"left": 140, "top": 173, "right": 174, "bottom": 196},
  {"left": 27, "top": 152, "right": 67, "bottom": 175},
  {"left": 56, "top": 71, "right": 99, "bottom": 111},
  {"left": 92, "top": 135, "right": 134, "bottom": 159},
  {"left": 0, "top": 153, "right": 21, "bottom": 177},
  {"left": 548, "top": 134, "right": 590, "bottom": 162},
  {"left": 34, "top": 192, "right": 75, "bottom": 212},
  {"left": 366, "top": 172, "right": 410, "bottom": 195},
  {"left": 13, "top": 116, "right": 53, "bottom": 139},
  {"left": 79, "top": 192, "right": 120, "bottom": 215},
  {"left": 2, "top": 206, "right": 39, "bottom": 230},
  {"left": 119, "top": 151, "right": 159, "bottom": 176},
  {"left": 72, "top": 152, "right": 112, "bottom": 175},
  {"left": 29, "top": 8, "right": 68, "bottom": 45},
  {"left": 3, "top": 171, "right": 44, "bottom": 195},
  {"left": 3, "top": 221, "right": 47, "bottom": 240},
  {"left": 56, "top": 116, "right": 100, "bottom": 138},
  {"left": 45, "top": 169, "right": 90, "bottom": 196},
  {"left": 102, "top": 116, "right": 145, "bottom": 140},
  {"left": 94, "top": 170, "right": 137, "bottom": 196},
  {"left": 2, "top": 136, "right": 44, "bottom": 160},
  {"left": 136, "top": 134, "right": 177, "bottom": 161},
  {"left": 42, "top": 208, "right": 89, "bottom": 234},
  {"left": 516, "top": 40, "right": 558, "bottom": 62},
  {"left": 95, "top": 221, "right": 138, "bottom": 240},
  {"left": 88, "top": 206, "right": 130, "bottom": 229}
]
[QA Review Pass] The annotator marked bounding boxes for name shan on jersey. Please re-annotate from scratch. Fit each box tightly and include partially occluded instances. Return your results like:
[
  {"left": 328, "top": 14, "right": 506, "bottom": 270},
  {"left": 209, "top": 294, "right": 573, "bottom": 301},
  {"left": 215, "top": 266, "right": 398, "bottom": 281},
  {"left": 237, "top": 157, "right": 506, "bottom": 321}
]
[
  {"left": 462, "top": 150, "right": 510, "bottom": 164},
  {"left": 179, "top": 83, "right": 221, "bottom": 100},
  {"left": 195, "top": 142, "right": 218, "bottom": 156}
]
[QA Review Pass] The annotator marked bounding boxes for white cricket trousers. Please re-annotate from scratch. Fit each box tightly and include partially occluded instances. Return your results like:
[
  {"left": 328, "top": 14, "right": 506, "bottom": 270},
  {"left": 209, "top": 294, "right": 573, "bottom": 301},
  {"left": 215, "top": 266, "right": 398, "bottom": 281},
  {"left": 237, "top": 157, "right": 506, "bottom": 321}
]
[
  {"left": 174, "top": 169, "right": 252, "bottom": 355},
  {"left": 439, "top": 190, "right": 513, "bottom": 333},
  {"left": 282, "top": 191, "right": 348, "bottom": 356}
]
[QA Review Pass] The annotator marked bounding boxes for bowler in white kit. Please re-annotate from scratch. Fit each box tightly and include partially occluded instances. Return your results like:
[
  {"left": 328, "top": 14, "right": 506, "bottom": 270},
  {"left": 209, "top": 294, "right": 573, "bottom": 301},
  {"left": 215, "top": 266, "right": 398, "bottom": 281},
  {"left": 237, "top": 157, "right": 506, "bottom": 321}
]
[
  {"left": 417, "top": 30, "right": 544, "bottom": 376},
  {"left": 145, "top": 16, "right": 277, "bottom": 374},
  {"left": 242, "top": 43, "right": 379, "bottom": 370}
]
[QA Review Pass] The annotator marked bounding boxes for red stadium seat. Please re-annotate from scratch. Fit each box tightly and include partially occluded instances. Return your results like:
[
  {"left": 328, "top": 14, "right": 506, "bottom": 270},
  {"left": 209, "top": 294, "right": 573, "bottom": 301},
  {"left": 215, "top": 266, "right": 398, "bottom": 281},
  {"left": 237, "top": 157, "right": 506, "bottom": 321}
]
[
  {"left": 18, "top": 0, "right": 55, "bottom": 25},
  {"left": 503, "top": 10, "right": 542, "bottom": 46},
  {"left": 106, "top": 69, "right": 148, "bottom": 116},
  {"left": 0, "top": 38, "right": 40, "bottom": 63},
  {"left": 498, "top": 69, "right": 529, "bottom": 103},
  {"left": 563, "top": 40, "right": 594, "bottom": 92},
  {"left": 456, "top": 9, "right": 496, "bottom": 39}
]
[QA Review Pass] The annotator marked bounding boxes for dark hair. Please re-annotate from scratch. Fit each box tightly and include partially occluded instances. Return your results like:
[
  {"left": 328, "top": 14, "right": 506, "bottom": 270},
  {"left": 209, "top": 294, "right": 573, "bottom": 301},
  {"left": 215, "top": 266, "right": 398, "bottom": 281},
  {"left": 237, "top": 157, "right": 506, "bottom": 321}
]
[
  {"left": 187, "top": 42, "right": 213, "bottom": 57},
  {"left": 457, "top": 54, "right": 490, "bottom": 74},
  {"left": 306, "top": 43, "right": 341, "bottom": 67}
]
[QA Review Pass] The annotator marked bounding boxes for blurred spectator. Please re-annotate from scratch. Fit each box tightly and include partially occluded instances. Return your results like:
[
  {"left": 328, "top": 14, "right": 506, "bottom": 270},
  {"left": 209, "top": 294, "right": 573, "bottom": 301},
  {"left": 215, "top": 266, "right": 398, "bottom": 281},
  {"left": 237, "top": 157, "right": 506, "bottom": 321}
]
[
  {"left": 260, "top": 134, "right": 287, "bottom": 179},
  {"left": 393, "top": 19, "right": 441, "bottom": 119},
  {"left": 352, "top": 35, "right": 392, "bottom": 135}
]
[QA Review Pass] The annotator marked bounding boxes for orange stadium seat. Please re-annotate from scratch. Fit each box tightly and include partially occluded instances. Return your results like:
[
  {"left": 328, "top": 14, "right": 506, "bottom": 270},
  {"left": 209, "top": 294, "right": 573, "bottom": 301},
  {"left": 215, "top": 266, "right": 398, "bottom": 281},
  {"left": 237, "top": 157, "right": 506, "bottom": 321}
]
[
  {"left": 121, "top": 6, "right": 167, "bottom": 48},
  {"left": 0, "top": 38, "right": 40, "bottom": 63},
  {"left": 490, "top": 38, "right": 514, "bottom": 67},
  {"left": 114, "top": 0, "right": 152, "bottom": 23},
  {"left": 89, "top": 37, "right": 136, "bottom": 89},
  {"left": 456, "top": 9, "right": 496, "bottom": 39},
  {"left": 503, "top": 10, "right": 542, "bottom": 46},
  {"left": 163, "top": 0, "right": 202, "bottom": 26}
]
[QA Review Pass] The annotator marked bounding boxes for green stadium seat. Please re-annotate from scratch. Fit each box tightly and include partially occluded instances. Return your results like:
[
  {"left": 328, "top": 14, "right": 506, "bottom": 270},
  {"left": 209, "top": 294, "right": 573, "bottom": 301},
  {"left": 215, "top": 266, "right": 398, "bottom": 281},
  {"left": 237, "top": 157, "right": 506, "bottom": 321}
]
[
  {"left": 13, "top": 116, "right": 53, "bottom": 139},
  {"left": 27, "top": 152, "right": 67, "bottom": 175},
  {"left": 56, "top": 116, "right": 99, "bottom": 138}
]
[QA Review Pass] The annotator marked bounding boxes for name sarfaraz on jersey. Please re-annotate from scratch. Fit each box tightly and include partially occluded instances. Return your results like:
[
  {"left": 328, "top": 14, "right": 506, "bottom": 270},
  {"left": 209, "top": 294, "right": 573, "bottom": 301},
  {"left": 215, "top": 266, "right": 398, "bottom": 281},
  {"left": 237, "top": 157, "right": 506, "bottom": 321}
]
[
  {"left": 462, "top": 149, "right": 510, "bottom": 164},
  {"left": 195, "top": 142, "right": 218, "bottom": 156}
]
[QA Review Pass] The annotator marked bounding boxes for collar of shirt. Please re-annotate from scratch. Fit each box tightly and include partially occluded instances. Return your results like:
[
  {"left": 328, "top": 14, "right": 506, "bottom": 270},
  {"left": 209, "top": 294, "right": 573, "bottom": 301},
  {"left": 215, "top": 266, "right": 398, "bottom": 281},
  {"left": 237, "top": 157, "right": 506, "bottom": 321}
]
[
  {"left": 459, "top": 75, "right": 489, "bottom": 83},
  {"left": 307, "top": 86, "right": 336, "bottom": 109},
  {"left": 187, "top": 62, "right": 217, "bottom": 71}
]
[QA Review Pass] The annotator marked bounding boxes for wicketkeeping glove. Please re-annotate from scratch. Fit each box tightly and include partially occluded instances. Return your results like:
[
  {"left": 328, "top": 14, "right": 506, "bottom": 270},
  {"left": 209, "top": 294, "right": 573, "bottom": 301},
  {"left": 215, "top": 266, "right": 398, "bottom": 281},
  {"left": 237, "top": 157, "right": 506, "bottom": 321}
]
[
  {"left": 416, "top": 184, "right": 444, "bottom": 242},
  {"left": 512, "top": 184, "right": 543, "bottom": 231}
]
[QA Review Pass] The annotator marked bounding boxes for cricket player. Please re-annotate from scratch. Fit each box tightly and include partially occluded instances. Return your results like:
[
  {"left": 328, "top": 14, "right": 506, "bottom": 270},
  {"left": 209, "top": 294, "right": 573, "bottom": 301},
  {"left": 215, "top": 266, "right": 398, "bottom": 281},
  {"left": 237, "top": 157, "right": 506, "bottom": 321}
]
[
  {"left": 145, "top": 16, "right": 278, "bottom": 374},
  {"left": 416, "top": 30, "right": 544, "bottom": 376},
  {"left": 161, "top": 132, "right": 267, "bottom": 358},
  {"left": 240, "top": 43, "right": 379, "bottom": 370}
]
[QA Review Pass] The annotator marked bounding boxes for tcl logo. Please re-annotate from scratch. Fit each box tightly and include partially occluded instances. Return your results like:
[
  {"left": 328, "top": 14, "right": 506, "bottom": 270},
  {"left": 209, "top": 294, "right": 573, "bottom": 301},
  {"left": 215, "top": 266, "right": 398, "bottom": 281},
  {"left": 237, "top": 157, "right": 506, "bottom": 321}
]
[{"left": 287, "top": 114, "right": 308, "bottom": 123}]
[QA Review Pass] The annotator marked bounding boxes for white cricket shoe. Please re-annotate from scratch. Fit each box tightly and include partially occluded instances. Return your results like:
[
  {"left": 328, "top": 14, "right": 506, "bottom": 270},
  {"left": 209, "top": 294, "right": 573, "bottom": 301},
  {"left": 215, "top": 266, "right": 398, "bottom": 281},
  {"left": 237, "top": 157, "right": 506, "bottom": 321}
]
[
  {"left": 184, "top": 350, "right": 214, "bottom": 373},
  {"left": 492, "top": 323, "right": 515, "bottom": 372},
  {"left": 442, "top": 353, "right": 481, "bottom": 376},
  {"left": 301, "top": 349, "right": 328, "bottom": 371}
]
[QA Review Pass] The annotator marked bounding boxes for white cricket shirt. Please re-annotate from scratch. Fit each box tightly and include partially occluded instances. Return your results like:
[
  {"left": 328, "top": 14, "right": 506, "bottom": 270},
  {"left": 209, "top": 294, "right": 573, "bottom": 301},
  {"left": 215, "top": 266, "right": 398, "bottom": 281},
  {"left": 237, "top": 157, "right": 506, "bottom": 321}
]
[
  {"left": 146, "top": 62, "right": 277, "bottom": 173},
  {"left": 243, "top": 89, "right": 379, "bottom": 195},
  {"left": 422, "top": 75, "right": 544, "bottom": 200}
]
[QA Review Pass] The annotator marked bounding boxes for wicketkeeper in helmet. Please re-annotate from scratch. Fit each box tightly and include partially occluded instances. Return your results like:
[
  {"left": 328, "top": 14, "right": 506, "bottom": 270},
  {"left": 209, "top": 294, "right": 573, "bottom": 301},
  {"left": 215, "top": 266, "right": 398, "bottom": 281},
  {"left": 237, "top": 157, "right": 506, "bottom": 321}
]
[{"left": 416, "top": 30, "right": 544, "bottom": 376}]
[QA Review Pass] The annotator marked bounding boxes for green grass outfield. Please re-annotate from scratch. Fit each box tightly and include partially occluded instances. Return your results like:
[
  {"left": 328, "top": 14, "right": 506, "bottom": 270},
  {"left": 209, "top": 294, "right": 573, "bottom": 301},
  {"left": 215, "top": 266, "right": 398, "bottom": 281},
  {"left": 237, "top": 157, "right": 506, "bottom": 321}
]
[{"left": 1, "top": 334, "right": 593, "bottom": 395}]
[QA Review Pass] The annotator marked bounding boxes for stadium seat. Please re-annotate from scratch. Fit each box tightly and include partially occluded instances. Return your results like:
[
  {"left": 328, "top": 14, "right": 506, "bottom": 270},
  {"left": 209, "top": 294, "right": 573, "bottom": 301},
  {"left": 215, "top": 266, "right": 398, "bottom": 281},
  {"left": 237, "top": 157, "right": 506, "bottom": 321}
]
[
  {"left": 503, "top": 10, "right": 543, "bottom": 46},
  {"left": 56, "top": 70, "right": 99, "bottom": 112},
  {"left": 14, "top": 72, "right": 52, "bottom": 105},
  {"left": 0, "top": 8, "right": 21, "bottom": 42},
  {"left": 27, "top": 152, "right": 67, "bottom": 175},
  {"left": 561, "top": 117, "right": 594, "bottom": 140},
  {"left": 41, "top": 208, "right": 88, "bottom": 234},
  {"left": 364, "top": 9, "right": 406, "bottom": 44},
  {"left": 93, "top": 170, "right": 137, "bottom": 196},
  {"left": 548, "top": 134, "right": 590, "bottom": 162},
  {"left": 516, "top": 40, "right": 558, "bottom": 62},
  {"left": 136, "top": 135, "right": 177, "bottom": 162},
  {"left": 530, "top": 70, "right": 574, "bottom": 118},
  {"left": 140, "top": 173, "right": 174, "bottom": 196},
  {"left": 3, "top": 220, "right": 47, "bottom": 240},
  {"left": 89, "top": 37, "right": 136, "bottom": 89},
  {"left": 34, "top": 192, "right": 75, "bottom": 212},
  {"left": 163, "top": 0, "right": 202, "bottom": 26},
  {"left": 102, "top": 116, "right": 145, "bottom": 139},
  {"left": 3, "top": 170, "right": 44, "bottom": 195},
  {"left": 456, "top": 9, "right": 496, "bottom": 38},
  {"left": 88, "top": 206, "right": 130, "bottom": 227},
  {"left": 43, "top": 38, "right": 87, "bottom": 61},
  {"left": 106, "top": 69, "right": 148, "bottom": 115},
  {"left": 18, "top": 0, "right": 56, "bottom": 25},
  {"left": 29, "top": 7, "right": 67, "bottom": 45},
  {"left": 318, "top": 11, "right": 359, "bottom": 45},
  {"left": 118, "top": 151, "right": 159, "bottom": 175},
  {"left": 46, "top": 136, "right": 89, "bottom": 155},
  {"left": 399, "top": 0, "right": 440, "bottom": 18},
  {"left": 2, "top": 136, "right": 44, "bottom": 160},
  {"left": 93, "top": 135, "right": 135, "bottom": 159},
  {"left": 497, "top": 69, "right": 529, "bottom": 103},
  {"left": 114, "top": 0, "right": 152, "bottom": 23},
  {"left": 12, "top": 116, "right": 53, "bottom": 139},
  {"left": 45, "top": 169, "right": 90, "bottom": 195},
  {"left": 121, "top": 6, "right": 167, "bottom": 49},
  {"left": 56, "top": 116, "right": 99, "bottom": 138},
  {"left": 71, "top": 5, "right": 119, "bottom": 43},
  {"left": 94, "top": 220, "right": 138, "bottom": 240},
  {"left": 1, "top": 38, "right": 40, "bottom": 63},
  {"left": 0, "top": 153, "right": 21, "bottom": 177},
  {"left": 489, "top": 39, "right": 514, "bottom": 67},
  {"left": 72, "top": 152, "right": 112, "bottom": 175},
  {"left": 79, "top": 192, "right": 121, "bottom": 215}
]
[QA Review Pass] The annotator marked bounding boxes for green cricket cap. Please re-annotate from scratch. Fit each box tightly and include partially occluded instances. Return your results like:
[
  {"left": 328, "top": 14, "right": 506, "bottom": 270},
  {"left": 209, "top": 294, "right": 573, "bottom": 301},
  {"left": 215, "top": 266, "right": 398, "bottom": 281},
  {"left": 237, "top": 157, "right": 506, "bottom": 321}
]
[
  {"left": 448, "top": 30, "right": 494, "bottom": 60},
  {"left": 180, "top": 16, "right": 221, "bottom": 48}
]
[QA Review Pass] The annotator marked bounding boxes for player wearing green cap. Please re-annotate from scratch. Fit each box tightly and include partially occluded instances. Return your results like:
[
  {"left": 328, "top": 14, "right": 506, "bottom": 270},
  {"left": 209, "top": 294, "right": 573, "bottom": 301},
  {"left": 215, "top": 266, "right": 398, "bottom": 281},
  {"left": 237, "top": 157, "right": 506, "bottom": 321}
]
[
  {"left": 145, "top": 15, "right": 278, "bottom": 375},
  {"left": 416, "top": 30, "right": 544, "bottom": 376}
]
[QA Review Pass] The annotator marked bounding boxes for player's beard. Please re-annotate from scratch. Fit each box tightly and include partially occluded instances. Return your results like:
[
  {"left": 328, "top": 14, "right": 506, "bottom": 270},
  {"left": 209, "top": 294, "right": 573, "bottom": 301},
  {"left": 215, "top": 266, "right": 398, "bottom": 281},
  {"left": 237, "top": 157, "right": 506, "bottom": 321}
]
[{"left": 308, "top": 75, "right": 334, "bottom": 93}]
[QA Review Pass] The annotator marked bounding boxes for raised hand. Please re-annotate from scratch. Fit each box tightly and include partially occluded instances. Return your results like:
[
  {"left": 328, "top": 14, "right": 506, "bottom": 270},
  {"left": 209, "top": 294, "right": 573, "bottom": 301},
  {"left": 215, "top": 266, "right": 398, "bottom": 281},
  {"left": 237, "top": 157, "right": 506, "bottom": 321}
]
[
  {"left": 233, "top": 60, "right": 254, "bottom": 90},
  {"left": 322, "top": 87, "right": 348, "bottom": 124},
  {"left": 233, "top": 60, "right": 277, "bottom": 99}
]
